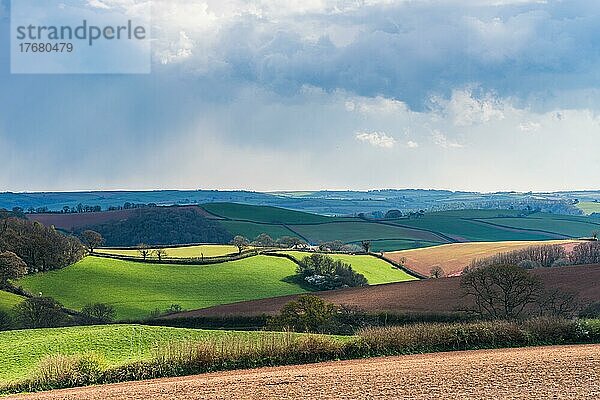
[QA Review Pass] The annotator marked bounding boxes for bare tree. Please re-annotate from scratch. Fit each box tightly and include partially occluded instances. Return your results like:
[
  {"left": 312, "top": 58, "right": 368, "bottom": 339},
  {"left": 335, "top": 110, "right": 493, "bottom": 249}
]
[
  {"left": 154, "top": 248, "right": 167, "bottom": 261},
  {"left": 430, "top": 266, "right": 445, "bottom": 279},
  {"left": 231, "top": 236, "right": 249, "bottom": 254},
  {"left": 137, "top": 243, "right": 151, "bottom": 261},
  {"left": 536, "top": 289, "right": 580, "bottom": 318},
  {"left": 360, "top": 240, "right": 371, "bottom": 253},
  {"left": 461, "top": 264, "right": 542, "bottom": 319},
  {"left": 81, "top": 230, "right": 104, "bottom": 253},
  {"left": 0, "top": 251, "right": 27, "bottom": 287}
]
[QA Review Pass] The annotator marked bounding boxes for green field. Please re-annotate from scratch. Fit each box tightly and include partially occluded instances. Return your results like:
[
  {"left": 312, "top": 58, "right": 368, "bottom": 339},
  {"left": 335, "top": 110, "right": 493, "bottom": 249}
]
[
  {"left": 203, "top": 203, "right": 338, "bottom": 224},
  {"left": 365, "top": 239, "right": 440, "bottom": 252},
  {"left": 209, "top": 205, "right": 600, "bottom": 251},
  {"left": 288, "top": 222, "right": 446, "bottom": 244},
  {"left": 96, "top": 244, "right": 241, "bottom": 259},
  {"left": 476, "top": 215, "right": 600, "bottom": 238},
  {"left": 219, "top": 220, "right": 303, "bottom": 241},
  {"left": 577, "top": 202, "right": 600, "bottom": 215},
  {"left": 18, "top": 256, "right": 308, "bottom": 320},
  {"left": 0, "top": 290, "right": 23, "bottom": 313},
  {"left": 0, "top": 325, "right": 332, "bottom": 383},
  {"left": 392, "top": 216, "right": 557, "bottom": 242},
  {"left": 282, "top": 251, "right": 417, "bottom": 284}
]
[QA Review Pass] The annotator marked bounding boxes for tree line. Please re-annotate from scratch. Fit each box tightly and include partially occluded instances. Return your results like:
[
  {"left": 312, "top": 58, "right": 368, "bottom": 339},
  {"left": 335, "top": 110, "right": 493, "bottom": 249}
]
[
  {"left": 76, "top": 207, "right": 232, "bottom": 247},
  {"left": 0, "top": 212, "right": 85, "bottom": 285},
  {"left": 468, "top": 241, "right": 600, "bottom": 270}
]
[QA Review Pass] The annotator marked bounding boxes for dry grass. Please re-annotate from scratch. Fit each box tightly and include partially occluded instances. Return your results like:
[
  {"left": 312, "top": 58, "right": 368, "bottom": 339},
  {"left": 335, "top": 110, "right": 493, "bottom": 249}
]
[{"left": 384, "top": 240, "right": 579, "bottom": 276}]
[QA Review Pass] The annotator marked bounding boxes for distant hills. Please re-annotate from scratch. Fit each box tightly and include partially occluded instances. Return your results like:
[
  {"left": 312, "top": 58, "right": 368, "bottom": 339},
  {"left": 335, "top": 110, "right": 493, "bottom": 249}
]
[{"left": 1, "top": 189, "right": 599, "bottom": 216}]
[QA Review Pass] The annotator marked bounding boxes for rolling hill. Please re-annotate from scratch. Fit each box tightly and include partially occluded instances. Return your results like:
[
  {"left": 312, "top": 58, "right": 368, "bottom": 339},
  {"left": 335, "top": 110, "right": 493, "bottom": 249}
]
[
  {"left": 17, "top": 256, "right": 307, "bottom": 320},
  {"left": 167, "top": 263, "right": 600, "bottom": 318},
  {"left": 24, "top": 204, "right": 600, "bottom": 251},
  {"left": 0, "top": 290, "right": 23, "bottom": 313},
  {"left": 16, "top": 251, "right": 417, "bottom": 320},
  {"left": 384, "top": 240, "right": 580, "bottom": 277},
  {"left": 0, "top": 325, "right": 330, "bottom": 383}
]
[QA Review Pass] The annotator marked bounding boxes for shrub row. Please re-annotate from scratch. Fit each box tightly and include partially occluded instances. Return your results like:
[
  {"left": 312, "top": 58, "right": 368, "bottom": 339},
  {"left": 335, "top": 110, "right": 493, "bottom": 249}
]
[{"left": 2, "top": 318, "right": 599, "bottom": 395}]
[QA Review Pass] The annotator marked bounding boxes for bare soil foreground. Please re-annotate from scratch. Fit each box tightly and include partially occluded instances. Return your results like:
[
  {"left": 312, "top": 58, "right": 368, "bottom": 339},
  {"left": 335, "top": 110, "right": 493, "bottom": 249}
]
[
  {"left": 166, "top": 263, "right": 600, "bottom": 317},
  {"left": 10, "top": 345, "right": 600, "bottom": 400}
]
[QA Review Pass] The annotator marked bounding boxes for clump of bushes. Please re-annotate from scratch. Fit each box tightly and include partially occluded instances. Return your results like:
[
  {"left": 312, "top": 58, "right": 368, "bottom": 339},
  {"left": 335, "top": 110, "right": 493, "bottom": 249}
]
[
  {"left": 469, "top": 241, "right": 600, "bottom": 271},
  {"left": 0, "top": 310, "right": 12, "bottom": 331},
  {"left": 5, "top": 353, "right": 105, "bottom": 393},
  {"left": 81, "top": 303, "right": 116, "bottom": 324},
  {"left": 266, "top": 295, "right": 374, "bottom": 335},
  {"left": 102, "top": 333, "right": 346, "bottom": 383},
  {"left": 13, "top": 297, "right": 67, "bottom": 329},
  {"left": 297, "top": 254, "right": 367, "bottom": 290},
  {"left": 358, "top": 317, "right": 589, "bottom": 355}
]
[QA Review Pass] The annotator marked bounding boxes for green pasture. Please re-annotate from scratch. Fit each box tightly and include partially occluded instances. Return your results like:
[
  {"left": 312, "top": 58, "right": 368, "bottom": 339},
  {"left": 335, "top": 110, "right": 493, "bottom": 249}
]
[
  {"left": 17, "top": 256, "right": 307, "bottom": 320},
  {"left": 281, "top": 251, "right": 418, "bottom": 284}
]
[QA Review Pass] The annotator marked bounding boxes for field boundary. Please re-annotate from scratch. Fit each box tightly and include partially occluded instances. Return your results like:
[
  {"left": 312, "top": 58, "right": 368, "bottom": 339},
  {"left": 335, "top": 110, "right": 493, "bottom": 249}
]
[
  {"left": 89, "top": 250, "right": 266, "bottom": 266},
  {"left": 471, "top": 218, "right": 575, "bottom": 238}
]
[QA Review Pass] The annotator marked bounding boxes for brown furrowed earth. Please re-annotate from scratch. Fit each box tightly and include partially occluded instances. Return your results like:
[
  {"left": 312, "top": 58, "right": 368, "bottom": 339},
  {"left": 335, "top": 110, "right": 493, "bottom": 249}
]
[
  {"left": 384, "top": 240, "right": 580, "bottom": 277},
  {"left": 26, "top": 206, "right": 217, "bottom": 230},
  {"left": 10, "top": 344, "right": 600, "bottom": 400},
  {"left": 164, "top": 263, "right": 600, "bottom": 318}
]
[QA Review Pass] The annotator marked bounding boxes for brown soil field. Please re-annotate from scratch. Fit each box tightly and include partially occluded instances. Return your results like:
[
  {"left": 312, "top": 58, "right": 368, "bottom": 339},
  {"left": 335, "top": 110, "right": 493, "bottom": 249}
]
[
  {"left": 384, "top": 240, "right": 580, "bottom": 277},
  {"left": 27, "top": 206, "right": 216, "bottom": 230},
  {"left": 165, "top": 263, "right": 600, "bottom": 318},
  {"left": 11, "top": 344, "right": 600, "bottom": 400}
]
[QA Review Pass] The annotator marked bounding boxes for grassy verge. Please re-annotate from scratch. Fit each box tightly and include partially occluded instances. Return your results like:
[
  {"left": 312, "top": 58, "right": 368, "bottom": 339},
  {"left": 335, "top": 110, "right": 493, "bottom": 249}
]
[{"left": 1, "top": 318, "right": 599, "bottom": 395}]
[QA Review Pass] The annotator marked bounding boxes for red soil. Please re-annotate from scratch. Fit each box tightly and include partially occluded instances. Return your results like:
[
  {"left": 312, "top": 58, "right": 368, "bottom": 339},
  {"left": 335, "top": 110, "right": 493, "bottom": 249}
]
[{"left": 164, "top": 263, "right": 600, "bottom": 318}]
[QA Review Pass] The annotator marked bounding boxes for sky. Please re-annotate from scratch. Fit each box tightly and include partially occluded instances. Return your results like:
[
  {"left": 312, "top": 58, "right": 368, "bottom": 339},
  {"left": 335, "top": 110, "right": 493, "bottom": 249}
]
[{"left": 0, "top": 0, "right": 599, "bottom": 192}]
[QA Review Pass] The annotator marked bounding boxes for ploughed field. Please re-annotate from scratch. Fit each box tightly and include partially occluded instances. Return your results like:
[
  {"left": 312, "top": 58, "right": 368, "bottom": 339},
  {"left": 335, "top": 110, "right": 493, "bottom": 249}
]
[
  {"left": 384, "top": 239, "right": 579, "bottom": 277},
  {"left": 169, "top": 263, "right": 600, "bottom": 318},
  {"left": 11, "top": 344, "right": 600, "bottom": 400}
]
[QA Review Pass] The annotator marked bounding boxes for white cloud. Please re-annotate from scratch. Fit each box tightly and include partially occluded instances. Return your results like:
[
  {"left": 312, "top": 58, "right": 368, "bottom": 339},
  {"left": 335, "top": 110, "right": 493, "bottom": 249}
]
[
  {"left": 353, "top": 97, "right": 409, "bottom": 115},
  {"left": 406, "top": 140, "right": 419, "bottom": 148},
  {"left": 432, "top": 130, "right": 464, "bottom": 149},
  {"left": 519, "top": 121, "right": 541, "bottom": 132},
  {"left": 355, "top": 131, "right": 396, "bottom": 149},
  {"left": 433, "top": 88, "right": 507, "bottom": 127},
  {"left": 87, "top": 0, "right": 111, "bottom": 9}
]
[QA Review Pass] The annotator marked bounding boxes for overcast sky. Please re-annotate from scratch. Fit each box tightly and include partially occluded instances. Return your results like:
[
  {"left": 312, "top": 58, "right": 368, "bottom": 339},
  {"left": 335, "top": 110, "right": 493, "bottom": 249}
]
[{"left": 1, "top": 0, "right": 599, "bottom": 192}]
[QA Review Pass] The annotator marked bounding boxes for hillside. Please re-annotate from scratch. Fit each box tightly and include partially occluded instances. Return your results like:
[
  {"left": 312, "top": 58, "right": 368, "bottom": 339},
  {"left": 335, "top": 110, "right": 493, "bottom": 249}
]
[
  {"left": 167, "top": 263, "right": 600, "bottom": 318},
  {"left": 0, "top": 291, "right": 23, "bottom": 313},
  {"left": 279, "top": 251, "right": 417, "bottom": 284},
  {"left": 384, "top": 240, "right": 580, "bottom": 277},
  {"left": 23, "top": 204, "right": 600, "bottom": 251},
  {"left": 17, "top": 256, "right": 307, "bottom": 320},
  {"left": 5, "top": 189, "right": 598, "bottom": 216},
  {"left": 0, "top": 325, "right": 324, "bottom": 383}
]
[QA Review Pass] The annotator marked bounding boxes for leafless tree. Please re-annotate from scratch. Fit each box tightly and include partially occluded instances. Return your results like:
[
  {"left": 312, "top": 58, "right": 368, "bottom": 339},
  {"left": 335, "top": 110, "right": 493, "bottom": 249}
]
[{"left": 461, "top": 264, "right": 543, "bottom": 319}]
